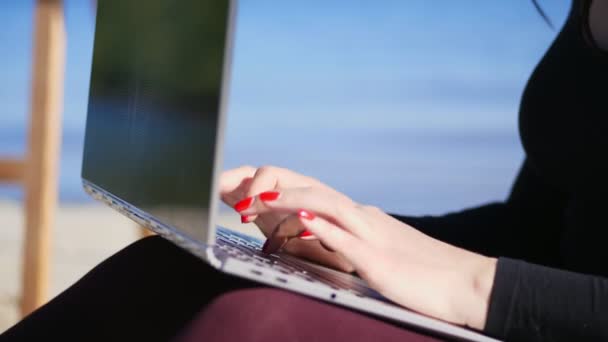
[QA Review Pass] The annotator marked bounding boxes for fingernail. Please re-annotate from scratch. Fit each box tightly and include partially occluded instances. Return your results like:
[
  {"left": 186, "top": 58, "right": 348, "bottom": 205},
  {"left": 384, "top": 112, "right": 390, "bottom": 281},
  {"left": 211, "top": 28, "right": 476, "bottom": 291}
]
[
  {"left": 241, "top": 215, "right": 253, "bottom": 224},
  {"left": 298, "top": 230, "right": 315, "bottom": 239},
  {"left": 298, "top": 210, "right": 315, "bottom": 220},
  {"left": 234, "top": 197, "right": 254, "bottom": 212},
  {"left": 259, "top": 191, "right": 280, "bottom": 202}
]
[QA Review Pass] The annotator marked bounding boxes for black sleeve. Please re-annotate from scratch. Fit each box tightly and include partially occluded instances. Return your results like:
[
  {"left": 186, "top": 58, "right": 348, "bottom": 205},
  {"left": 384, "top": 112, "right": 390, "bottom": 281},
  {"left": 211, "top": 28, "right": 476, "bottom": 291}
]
[
  {"left": 484, "top": 258, "right": 608, "bottom": 341},
  {"left": 391, "top": 159, "right": 567, "bottom": 265}
]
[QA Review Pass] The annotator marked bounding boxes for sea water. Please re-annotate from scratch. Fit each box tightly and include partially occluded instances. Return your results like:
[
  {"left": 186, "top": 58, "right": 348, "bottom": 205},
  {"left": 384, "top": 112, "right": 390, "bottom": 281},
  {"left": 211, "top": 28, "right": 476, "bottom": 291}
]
[{"left": 0, "top": 0, "right": 569, "bottom": 216}]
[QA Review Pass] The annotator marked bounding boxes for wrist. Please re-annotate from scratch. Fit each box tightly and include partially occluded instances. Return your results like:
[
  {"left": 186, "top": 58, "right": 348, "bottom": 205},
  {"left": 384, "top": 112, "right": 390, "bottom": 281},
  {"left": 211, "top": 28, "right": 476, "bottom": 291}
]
[{"left": 463, "top": 256, "right": 497, "bottom": 330}]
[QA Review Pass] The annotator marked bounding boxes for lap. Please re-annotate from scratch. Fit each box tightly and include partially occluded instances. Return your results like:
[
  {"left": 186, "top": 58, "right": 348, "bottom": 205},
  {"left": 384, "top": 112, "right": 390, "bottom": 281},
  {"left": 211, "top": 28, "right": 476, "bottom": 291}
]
[
  {"left": 0, "top": 236, "right": 442, "bottom": 342},
  {"left": 175, "top": 288, "right": 443, "bottom": 342},
  {"left": 1, "top": 236, "right": 257, "bottom": 341}
]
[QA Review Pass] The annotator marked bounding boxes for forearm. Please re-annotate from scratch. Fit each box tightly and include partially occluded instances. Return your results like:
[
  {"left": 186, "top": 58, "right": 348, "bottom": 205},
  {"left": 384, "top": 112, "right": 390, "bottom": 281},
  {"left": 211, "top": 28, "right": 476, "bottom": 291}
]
[
  {"left": 443, "top": 246, "right": 497, "bottom": 331},
  {"left": 463, "top": 255, "right": 497, "bottom": 331},
  {"left": 450, "top": 252, "right": 608, "bottom": 341}
]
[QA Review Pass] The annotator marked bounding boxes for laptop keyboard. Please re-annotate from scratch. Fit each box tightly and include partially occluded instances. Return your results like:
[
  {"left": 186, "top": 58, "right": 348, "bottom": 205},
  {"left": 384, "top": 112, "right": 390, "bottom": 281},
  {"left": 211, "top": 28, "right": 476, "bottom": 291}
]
[
  {"left": 85, "top": 179, "right": 385, "bottom": 301},
  {"left": 215, "top": 227, "right": 380, "bottom": 298}
]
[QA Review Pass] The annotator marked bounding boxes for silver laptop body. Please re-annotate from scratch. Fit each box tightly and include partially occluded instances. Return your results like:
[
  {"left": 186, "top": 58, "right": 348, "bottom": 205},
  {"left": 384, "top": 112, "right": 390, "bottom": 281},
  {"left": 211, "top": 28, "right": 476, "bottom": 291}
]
[{"left": 81, "top": 1, "right": 498, "bottom": 341}]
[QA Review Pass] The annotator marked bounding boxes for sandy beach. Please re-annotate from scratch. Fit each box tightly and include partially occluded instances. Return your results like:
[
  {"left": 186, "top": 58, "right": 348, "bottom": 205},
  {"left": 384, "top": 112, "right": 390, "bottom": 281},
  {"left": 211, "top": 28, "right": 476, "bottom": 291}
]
[{"left": 0, "top": 200, "right": 262, "bottom": 332}]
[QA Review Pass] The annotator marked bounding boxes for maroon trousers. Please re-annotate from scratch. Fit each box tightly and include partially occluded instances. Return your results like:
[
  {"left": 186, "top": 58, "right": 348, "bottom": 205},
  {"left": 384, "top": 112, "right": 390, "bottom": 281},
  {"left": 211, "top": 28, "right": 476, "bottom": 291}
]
[{"left": 0, "top": 236, "right": 442, "bottom": 342}]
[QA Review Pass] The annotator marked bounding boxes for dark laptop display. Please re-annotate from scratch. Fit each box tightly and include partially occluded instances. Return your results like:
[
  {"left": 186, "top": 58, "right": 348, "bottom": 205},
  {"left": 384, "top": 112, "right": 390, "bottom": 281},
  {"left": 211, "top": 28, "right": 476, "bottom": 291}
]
[{"left": 82, "top": 0, "right": 231, "bottom": 240}]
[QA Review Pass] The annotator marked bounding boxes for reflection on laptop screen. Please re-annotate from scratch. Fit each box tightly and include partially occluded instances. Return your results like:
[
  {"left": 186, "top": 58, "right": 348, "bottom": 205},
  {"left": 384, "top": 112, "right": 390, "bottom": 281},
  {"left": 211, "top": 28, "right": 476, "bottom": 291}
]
[{"left": 82, "top": 0, "right": 231, "bottom": 241}]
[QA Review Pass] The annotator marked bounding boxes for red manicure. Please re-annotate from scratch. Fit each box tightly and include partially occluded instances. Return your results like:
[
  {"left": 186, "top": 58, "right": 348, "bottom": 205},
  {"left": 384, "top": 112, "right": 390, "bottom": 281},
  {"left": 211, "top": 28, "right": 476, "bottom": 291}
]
[
  {"left": 298, "top": 210, "right": 315, "bottom": 220},
  {"left": 259, "top": 191, "right": 280, "bottom": 202},
  {"left": 241, "top": 215, "right": 253, "bottom": 224},
  {"left": 234, "top": 197, "right": 254, "bottom": 212},
  {"left": 298, "top": 230, "right": 314, "bottom": 238}
]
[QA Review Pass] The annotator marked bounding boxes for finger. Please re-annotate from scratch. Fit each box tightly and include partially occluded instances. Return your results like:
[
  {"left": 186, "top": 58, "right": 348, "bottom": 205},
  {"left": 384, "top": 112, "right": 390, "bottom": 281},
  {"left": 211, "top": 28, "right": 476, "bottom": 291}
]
[
  {"left": 238, "top": 166, "right": 313, "bottom": 223},
  {"left": 297, "top": 211, "right": 372, "bottom": 270},
  {"left": 319, "top": 241, "right": 335, "bottom": 252},
  {"left": 236, "top": 166, "right": 323, "bottom": 224},
  {"left": 236, "top": 187, "right": 368, "bottom": 238},
  {"left": 297, "top": 229, "right": 318, "bottom": 241},
  {"left": 227, "top": 177, "right": 253, "bottom": 208},
  {"left": 219, "top": 166, "right": 256, "bottom": 205},
  {"left": 246, "top": 165, "right": 320, "bottom": 196},
  {"left": 220, "top": 166, "right": 256, "bottom": 193},
  {"left": 236, "top": 166, "right": 281, "bottom": 223},
  {"left": 261, "top": 212, "right": 318, "bottom": 254},
  {"left": 281, "top": 239, "right": 350, "bottom": 271},
  {"left": 246, "top": 166, "right": 280, "bottom": 197}
]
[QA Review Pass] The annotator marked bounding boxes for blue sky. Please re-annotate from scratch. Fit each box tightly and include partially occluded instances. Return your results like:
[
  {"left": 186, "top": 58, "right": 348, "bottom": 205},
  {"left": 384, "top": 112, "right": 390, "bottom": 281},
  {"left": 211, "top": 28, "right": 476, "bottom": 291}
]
[{"left": 0, "top": 1, "right": 570, "bottom": 214}]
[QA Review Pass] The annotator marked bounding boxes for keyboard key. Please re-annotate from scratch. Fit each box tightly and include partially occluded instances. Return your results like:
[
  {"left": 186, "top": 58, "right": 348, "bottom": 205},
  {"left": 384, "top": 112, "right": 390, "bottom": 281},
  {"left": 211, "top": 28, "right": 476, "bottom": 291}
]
[{"left": 215, "top": 229, "right": 374, "bottom": 297}]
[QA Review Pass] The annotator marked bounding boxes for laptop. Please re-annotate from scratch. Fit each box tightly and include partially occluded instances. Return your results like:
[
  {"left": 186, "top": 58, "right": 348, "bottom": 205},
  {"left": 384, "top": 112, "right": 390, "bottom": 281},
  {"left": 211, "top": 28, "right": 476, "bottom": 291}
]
[{"left": 81, "top": 1, "right": 498, "bottom": 341}]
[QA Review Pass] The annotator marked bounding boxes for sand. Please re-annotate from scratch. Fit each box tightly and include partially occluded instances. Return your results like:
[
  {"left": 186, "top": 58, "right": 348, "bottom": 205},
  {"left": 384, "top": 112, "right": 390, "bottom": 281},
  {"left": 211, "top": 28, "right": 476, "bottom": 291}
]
[{"left": 0, "top": 200, "right": 262, "bottom": 333}]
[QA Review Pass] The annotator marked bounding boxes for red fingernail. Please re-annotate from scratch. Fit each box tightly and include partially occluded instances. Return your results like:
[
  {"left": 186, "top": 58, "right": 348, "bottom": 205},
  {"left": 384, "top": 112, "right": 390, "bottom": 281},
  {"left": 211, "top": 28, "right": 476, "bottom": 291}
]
[
  {"left": 298, "top": 230, "right": 314, "bottom": 239},
  {"left": 298, "top": 210, "right": 315, "bottom": 220},
  {"left": 241, "top": 215, "right": 253, "bottom": 224},
  {"left": 234, "top": 197, "right": 254, "bottom": 212},
  {"left": 259, "top": 191, "right": 280, "bottom": 202}
]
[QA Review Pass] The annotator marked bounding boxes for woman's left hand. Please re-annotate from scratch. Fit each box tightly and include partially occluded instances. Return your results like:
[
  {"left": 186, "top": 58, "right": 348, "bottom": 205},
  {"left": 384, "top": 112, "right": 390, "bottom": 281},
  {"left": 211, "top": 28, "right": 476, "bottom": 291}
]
[{"left": 235, "top": 186, "right": 497, "bottom": 330}]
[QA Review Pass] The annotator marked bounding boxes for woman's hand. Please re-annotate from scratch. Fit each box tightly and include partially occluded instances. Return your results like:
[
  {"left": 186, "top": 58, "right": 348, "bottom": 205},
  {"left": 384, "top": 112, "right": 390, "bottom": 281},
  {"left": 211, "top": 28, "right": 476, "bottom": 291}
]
[
  {"left": 235, "top": 185, "right": 497, "bottom": 330},
  {"left": 219, "top": 166, "right": 355, "bottom": 272}
]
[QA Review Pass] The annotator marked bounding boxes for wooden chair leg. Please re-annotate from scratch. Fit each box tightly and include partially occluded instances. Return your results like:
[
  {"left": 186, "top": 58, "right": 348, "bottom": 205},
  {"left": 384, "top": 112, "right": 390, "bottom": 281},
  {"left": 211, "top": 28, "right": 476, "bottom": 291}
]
[
  {"left": 0, "top": 159, "right": 25, "bottom": 183},
  {"left": 21, "top": 0, "right": 65, "bottom": 316}
]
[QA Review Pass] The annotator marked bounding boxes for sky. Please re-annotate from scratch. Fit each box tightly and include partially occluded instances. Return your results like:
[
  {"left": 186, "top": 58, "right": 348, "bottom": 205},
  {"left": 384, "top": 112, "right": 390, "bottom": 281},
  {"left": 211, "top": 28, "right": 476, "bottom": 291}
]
[{"left": 0, "top": 1, "right": 570, "bottom": 215}]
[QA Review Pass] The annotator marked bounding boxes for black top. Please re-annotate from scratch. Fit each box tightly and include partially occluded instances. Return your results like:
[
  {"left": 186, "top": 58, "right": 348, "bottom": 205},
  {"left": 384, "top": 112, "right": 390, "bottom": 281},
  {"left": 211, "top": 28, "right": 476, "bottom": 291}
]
[{"left": 394, "top": 1, "right": 608, "bottom": 340}]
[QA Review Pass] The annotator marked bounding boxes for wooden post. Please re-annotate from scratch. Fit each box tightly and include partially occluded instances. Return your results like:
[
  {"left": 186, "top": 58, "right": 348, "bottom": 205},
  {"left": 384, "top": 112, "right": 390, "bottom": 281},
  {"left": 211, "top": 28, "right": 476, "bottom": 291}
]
[
  {"left": 21, "top": 0, "right": 65, "bottom": 316},
  {"left": 0, "top": 159, "right": 24, "bottom": 183}
]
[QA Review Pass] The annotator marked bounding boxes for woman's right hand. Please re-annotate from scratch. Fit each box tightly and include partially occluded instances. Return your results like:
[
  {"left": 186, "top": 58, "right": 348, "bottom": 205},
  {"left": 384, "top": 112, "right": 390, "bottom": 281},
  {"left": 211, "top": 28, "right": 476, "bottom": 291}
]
[{"left": 219, "top": 165, "right": 355, "bottom": 272}]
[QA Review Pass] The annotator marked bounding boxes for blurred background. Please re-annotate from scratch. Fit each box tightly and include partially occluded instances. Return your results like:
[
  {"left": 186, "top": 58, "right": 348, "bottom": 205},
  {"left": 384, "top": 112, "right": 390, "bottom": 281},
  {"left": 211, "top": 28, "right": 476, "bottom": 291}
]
[{"left": 0, "top": 0, "right": 569, "bottom": 332}]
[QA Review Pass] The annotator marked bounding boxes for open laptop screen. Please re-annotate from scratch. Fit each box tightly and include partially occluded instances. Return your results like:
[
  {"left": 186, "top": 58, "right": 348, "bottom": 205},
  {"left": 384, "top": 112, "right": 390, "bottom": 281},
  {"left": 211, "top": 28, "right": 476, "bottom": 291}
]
[{"left": 82, "top": 0, "right": 231, "bottom": 241}]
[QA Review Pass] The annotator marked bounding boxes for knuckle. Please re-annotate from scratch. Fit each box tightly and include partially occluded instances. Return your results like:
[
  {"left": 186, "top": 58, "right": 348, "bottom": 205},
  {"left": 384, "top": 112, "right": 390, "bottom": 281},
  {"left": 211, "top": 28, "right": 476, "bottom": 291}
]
[
  {"left": 255, "top": 165, "right": 289, "bottom": 180},
  {"left": 362, "top": 205, "right": 382, "bottom": 213},
  {"left": 256, "top": 165, "right": 275, "bottom": 175},
  {"left": 334, "top": 198, "right": 357, "bottom": 216},
  {"left": 325, "top": 227, "right": 345, "bottom": 244},
  {"left": 301, "top": 185, "right": 316, "bottom": 195},
  {"left": 284, "top": 216, "right": 302, "bottom": 232},
  {"left": 303, "top": 175, "right": 322, "bottom": 186},
  {"left": 273, "top": 221, "right": 287, "bottom": 238},
  {"left": 337, "top": 192, "right": 357, "bottom": 206},
  {"left": 249, "top": 166, "right": 280, "bottom": 190},
  {"left": 241, "top": 165, "right": 257, "bottom": 172},
  {"left": 333, "top": 200, "right": 349, "bottom": 218},
  {"left": 274, "top": 215, "right": 303, "bottom": 237}
]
